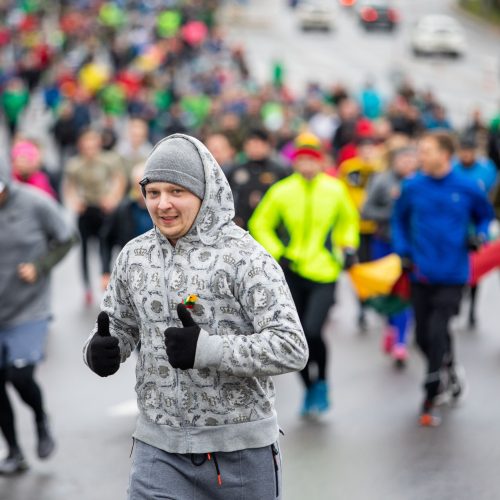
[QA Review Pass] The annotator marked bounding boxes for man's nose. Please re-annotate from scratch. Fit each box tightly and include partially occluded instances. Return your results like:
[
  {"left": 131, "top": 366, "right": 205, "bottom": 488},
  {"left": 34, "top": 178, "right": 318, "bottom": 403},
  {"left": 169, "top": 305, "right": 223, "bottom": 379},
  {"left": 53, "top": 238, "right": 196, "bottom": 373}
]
[{"left": 158, "top": 193, "right": 173, "bottom": 209}]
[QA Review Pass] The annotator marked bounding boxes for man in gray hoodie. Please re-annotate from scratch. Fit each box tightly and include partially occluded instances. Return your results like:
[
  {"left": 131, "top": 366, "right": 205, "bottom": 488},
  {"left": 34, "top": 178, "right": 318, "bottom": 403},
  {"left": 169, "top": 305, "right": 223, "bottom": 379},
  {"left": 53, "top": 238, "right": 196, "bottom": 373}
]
[
  {"left": 83, "top": 134, "right": 308, "bottom": 499},
  {"left": 0, "top": 166, "right": 76, "bottom": 474}
]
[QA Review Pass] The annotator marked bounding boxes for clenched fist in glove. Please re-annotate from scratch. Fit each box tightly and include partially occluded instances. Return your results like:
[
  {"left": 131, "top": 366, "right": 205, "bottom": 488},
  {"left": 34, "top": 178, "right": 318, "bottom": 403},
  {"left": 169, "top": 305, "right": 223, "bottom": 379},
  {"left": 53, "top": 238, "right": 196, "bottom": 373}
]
[
  {"left": 165, "top": 304, "right": 201, "bottom": 370},
  {"left": 86, "top": 311, "right": 121, "bottom": 377},
  {"left": 343, "top": 248, "right": 358, "bottom": 270}
]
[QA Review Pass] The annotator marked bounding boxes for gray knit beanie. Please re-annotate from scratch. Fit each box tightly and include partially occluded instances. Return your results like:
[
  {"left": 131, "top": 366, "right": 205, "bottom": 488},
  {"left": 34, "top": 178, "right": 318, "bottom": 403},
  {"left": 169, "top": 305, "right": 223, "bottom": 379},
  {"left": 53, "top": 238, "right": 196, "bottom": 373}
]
[{"left": 140, "top": 136, "right": 205, "bottom": 199}]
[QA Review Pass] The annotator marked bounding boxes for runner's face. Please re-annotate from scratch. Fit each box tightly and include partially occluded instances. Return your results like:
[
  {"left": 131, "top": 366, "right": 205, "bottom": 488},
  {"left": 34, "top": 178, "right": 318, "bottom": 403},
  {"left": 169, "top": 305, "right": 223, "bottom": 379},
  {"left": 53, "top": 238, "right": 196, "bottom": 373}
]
[
  {"left": 13, "top": 154, "right": 35, "bottom": 175},
  {"left": 129, "top": 120, "right": 148, "bottom": 147},
  {"left": 358, "top": 142, "right": 378, "bottom": 163},
  {"left": 206, "top": 134, "right": 234, "bottom": 166},
  {"left": 244, "top": 138, "right": 270, "bottom": 161},
  {"left": 79, "top": 132, "right": 102, "bottom": 159},
  {"left": 144, "top": 182, "right": 202, "bottom": 245},
  {"left": 393, "top": 151, "right": 418, "bottom": 178},
  {"left": 418, "top": 137, "right": 449, "bottom": 176},
  {"left": 293, "top": 157, "right": 323, "bottom": 180},
  {"left": 458, "top": 148, "right": 475, "bottom": 167}
]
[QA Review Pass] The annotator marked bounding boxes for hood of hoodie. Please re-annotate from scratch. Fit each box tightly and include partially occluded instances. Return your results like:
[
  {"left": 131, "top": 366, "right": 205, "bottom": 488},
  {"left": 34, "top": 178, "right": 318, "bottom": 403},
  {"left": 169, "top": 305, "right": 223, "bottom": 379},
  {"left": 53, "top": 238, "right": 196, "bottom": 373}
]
[
  {"left": 147, "top": 134, "right": 236, "bottom": 247},
  {"left": 85, "top": 137, "right": 308, "bottom": 455}
]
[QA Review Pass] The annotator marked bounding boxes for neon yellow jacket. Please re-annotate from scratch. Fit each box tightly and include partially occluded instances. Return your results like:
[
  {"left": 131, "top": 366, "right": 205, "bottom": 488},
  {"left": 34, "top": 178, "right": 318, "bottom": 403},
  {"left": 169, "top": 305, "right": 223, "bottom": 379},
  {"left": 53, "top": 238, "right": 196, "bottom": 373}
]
[{"left": 249, "top": 172, "right": 360, "bottom": 283}]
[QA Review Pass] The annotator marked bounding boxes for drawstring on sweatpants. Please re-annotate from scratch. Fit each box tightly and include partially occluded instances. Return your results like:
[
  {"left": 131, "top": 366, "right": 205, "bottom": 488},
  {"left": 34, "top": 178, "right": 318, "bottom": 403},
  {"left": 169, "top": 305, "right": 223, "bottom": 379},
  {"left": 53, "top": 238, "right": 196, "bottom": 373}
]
[
  {"left": 190, "top": 452, "right": 222, "bottom": 486},
  {"left": 208, "top": 453, "right": 222, "bottom": 486}
]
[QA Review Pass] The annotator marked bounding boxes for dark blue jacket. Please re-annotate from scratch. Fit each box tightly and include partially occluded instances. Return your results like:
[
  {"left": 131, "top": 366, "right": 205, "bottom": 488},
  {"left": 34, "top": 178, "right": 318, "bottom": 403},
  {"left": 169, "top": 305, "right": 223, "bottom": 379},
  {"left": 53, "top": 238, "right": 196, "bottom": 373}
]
[{"left": 392, "top": 170, "right": 494, "bottom": 284}]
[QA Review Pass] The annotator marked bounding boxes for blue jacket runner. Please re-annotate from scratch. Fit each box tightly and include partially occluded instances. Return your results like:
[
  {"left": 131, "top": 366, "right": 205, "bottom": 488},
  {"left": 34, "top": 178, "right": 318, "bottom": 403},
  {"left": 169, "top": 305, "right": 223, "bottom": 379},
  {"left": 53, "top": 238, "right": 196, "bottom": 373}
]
[{"left": 392, "top": 170, "right": 494, "bottom": 285}]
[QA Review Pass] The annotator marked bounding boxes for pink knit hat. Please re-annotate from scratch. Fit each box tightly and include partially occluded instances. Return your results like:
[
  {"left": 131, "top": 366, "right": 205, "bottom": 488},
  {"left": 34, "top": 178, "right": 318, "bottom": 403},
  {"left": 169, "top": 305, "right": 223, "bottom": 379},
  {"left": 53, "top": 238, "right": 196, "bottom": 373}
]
[{"left": 11, "top": 140, "right": 41, "bottom": 165}]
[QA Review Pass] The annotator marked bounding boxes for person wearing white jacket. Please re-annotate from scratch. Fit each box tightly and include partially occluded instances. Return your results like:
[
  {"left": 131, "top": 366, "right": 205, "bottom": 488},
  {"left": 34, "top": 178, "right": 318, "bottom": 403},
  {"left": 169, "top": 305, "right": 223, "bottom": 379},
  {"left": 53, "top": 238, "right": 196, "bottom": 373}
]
[{"left": 83, "top": 133, "right": 308, "bottom": 500}]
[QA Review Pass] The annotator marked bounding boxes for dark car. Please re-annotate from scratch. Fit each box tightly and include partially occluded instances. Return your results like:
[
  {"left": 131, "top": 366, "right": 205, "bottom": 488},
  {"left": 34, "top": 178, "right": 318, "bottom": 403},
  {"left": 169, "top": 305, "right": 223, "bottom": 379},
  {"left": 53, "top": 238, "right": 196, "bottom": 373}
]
[{"left": 357, "top": 0, "right": 399, "bottom": 31}]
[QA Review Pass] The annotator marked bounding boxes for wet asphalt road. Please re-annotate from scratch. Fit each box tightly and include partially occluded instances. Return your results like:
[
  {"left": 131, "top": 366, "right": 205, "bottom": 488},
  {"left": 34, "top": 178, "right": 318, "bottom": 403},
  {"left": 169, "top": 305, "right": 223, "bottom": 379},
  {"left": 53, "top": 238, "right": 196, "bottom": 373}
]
[{"left": 1, "top": 247, "right": 500, "bottom": 500}]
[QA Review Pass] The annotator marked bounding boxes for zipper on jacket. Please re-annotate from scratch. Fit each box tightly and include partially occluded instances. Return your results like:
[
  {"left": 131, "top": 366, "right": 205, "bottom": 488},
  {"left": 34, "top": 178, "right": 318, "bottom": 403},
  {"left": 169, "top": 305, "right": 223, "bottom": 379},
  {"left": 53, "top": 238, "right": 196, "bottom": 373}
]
[
  {"left": 299, "top": 179, "right": 314, "bottom": 268},
  {"left": 271, "top": 443, "right": 280, "bottom": 497},
  {"left": 162, "top": 238, "right": 182, "bottom": 422},
  {"left": 324, "top": 208, "right": 341, "bottom": 266},
  {"left": 172, "top": 245, "right": 183, "bottom": 425}
]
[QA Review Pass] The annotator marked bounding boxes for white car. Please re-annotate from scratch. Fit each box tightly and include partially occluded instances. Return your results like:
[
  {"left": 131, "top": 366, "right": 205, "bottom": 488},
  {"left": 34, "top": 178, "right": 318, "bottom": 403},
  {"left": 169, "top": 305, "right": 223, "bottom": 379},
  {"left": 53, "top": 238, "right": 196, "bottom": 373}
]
[
  {"left": 411, "top": 15, "right": 466, "bottom": 57},
  {"left": 297, "top": 1, "right": 335, "bottom": 31}
]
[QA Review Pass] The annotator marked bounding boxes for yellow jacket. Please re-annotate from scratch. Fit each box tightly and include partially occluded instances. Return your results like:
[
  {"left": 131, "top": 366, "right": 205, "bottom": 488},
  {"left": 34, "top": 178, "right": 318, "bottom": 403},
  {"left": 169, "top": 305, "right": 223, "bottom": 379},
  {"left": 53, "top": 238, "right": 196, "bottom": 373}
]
[
  {"left": 337, "top": 157, "right": 384, "bottom": 234},
  {"left": 249, "top": 172, "right": 360, "bottom": 283}
]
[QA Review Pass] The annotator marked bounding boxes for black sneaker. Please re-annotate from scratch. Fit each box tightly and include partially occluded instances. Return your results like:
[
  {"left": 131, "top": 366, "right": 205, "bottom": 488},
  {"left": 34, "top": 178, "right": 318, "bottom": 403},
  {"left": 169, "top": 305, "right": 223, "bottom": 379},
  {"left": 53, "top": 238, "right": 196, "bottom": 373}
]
[
  {"left": 36, "top": 416, "right": 56, "bottom": 459},
  {"left": 0, "top": 451, "right": 29, "bottom": 475}
]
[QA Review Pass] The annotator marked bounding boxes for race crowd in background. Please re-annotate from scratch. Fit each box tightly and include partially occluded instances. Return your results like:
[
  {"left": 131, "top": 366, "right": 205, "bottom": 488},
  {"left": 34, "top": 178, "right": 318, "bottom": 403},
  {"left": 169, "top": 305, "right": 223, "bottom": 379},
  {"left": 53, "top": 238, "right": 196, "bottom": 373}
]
[{"left": 1, "top": 0, "right": 500, "bottom": 478}]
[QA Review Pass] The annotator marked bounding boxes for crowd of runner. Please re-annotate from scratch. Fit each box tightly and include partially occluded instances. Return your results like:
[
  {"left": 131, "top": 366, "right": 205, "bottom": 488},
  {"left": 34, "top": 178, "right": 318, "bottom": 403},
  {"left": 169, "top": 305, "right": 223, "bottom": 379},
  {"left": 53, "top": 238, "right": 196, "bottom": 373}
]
[{"left": 1, "top": 0, "right": 500, "bottom": 478}]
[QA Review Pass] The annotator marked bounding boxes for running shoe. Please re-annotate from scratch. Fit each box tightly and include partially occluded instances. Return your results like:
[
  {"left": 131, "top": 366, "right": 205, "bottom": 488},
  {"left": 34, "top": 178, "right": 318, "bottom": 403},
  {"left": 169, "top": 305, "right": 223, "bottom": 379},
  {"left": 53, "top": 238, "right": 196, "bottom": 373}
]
[
  {"left": 392, "top": 343, "right": 408, "bottom": 368},
  {"left": 448, "top": 365, "right": 467, "bottom": 404},
  {"left": 37, "top": 416, "right": 56, "bottom": 459},
  {"left": 419, "top": 400, "right": 441, "bottom": 427},
  {"left": 310, "top": 380, "right": 330, "bottom": 414},
  {"left": 0, "top": 451, "right": 29, "bottom": 475},
  {"left": 434, "top": 372, "right": 452, "bottom": 407}
]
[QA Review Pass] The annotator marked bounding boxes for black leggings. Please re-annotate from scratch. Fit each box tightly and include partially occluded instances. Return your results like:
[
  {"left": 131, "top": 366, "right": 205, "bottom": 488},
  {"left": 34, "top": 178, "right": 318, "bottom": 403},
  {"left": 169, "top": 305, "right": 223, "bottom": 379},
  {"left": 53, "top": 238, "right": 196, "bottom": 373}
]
[
  {"left": 468, "top": 284, "right": 478, "bottom": 324},
  {"left": 411, "top": 283, "right": 463, "bottom": 401},
  {"left": 78, "top": 206, "right": 106, "bottom": 288},
  {"left": 0, "top": 365, "right": 45, "bottom": 453},
  {"left": 284, "top": 269, "right": 336, "bottom": 389}
]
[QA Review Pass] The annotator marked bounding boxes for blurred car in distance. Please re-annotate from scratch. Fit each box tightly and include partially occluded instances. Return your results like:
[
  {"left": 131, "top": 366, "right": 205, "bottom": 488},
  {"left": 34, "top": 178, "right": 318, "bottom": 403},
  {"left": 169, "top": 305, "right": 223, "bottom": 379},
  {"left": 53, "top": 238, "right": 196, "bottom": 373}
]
[
  {"left": 411, "top": 15, "right": 466, "bottom": 57},
  {"left": 357, "top": 0, "right": 399, "bottom": 31},
  {"left": 297, "top": 1, "right": 335, "bottom": 31}
]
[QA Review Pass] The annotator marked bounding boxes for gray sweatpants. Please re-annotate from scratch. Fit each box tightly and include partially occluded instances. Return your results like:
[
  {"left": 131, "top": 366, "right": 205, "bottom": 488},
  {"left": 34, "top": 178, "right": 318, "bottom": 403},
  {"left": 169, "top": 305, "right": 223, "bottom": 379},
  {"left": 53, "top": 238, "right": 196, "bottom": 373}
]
[{"left": 127, "top": 439, "right": 282, "bottom": 500}]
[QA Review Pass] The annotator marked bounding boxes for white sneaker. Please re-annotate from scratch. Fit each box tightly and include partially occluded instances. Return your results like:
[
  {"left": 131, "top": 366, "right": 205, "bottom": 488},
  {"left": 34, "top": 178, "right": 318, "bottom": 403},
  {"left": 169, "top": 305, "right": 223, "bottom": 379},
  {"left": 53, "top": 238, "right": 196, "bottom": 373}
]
[
  {"left": 434, "top": 368, "right": 451, "bottom": 406},
  {"left": 0, "top": 452, "right": 29, "bottom": 475}
]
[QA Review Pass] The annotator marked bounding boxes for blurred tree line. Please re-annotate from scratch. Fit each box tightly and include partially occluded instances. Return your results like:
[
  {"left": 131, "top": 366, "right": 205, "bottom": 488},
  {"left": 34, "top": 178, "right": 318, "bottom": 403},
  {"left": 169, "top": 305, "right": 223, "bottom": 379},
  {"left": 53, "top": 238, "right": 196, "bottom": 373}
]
[{"left": 460, "top": 0, "right": 500, "bottom": 22}]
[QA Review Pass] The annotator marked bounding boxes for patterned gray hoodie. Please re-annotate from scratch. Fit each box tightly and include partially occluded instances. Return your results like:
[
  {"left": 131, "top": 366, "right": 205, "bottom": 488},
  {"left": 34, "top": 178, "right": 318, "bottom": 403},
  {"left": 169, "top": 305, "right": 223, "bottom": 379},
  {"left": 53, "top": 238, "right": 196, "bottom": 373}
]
[{"left": 84, "top": 134, "right": 308, "bottom": 454}]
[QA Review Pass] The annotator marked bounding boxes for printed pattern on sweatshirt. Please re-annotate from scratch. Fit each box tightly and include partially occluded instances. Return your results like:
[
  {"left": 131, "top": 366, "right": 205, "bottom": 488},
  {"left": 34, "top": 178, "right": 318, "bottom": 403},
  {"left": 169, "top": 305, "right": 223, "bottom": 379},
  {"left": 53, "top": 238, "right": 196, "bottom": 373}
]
[{"left": 84, "top": 134, "right": 307, "bottom": 429}]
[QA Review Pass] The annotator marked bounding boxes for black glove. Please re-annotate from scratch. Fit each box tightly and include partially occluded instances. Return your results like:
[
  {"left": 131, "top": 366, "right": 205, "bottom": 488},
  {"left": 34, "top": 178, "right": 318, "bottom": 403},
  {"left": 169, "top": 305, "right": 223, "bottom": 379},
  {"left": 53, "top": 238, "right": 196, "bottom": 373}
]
[
  {"left": 343, "top": 249, "right": 358, "bottom": 270},
  {"left": 278, "top": 256, "right": 292, "bottom": 271},
  {"left": 164, "top": 304, "right": 200, "bottom": 370},
  {"left": 467, "top": 234, "right": 486, "bottom": 252},
  {"left": 87, "top": 311, "right": 121, "bottom": 377},
  {"left": 400, "top": 256, "right": 414, "bottom": 272}
]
